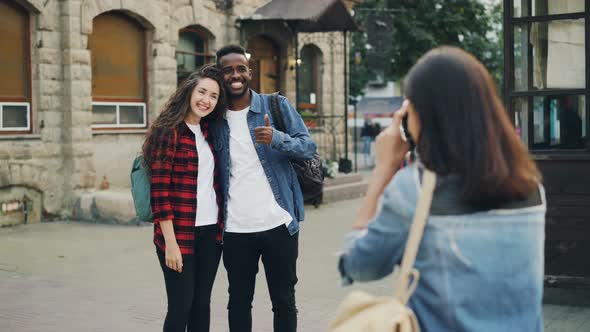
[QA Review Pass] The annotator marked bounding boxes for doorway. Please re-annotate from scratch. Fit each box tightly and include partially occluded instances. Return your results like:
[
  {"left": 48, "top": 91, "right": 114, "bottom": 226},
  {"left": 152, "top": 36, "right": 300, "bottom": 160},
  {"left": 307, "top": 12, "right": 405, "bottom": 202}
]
[{"left": 248, "top": 36, "right": 280, "bottom": 94}]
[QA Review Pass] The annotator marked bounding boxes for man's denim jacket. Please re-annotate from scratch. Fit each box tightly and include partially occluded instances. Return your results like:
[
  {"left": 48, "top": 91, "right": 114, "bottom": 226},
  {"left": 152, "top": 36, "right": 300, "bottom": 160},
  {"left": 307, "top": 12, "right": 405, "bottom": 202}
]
[
  {"left": 340, "top": 163, "right": 546, "bottom": 331},
  {"left": 211, "top": 90, "right": 317, "bottom": 237}
]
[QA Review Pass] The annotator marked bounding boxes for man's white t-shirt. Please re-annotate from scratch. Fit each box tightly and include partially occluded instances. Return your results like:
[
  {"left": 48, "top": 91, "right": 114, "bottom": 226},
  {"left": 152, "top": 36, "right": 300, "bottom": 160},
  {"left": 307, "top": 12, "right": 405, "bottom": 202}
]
[
  {"left": 186, "top": 122, "right": 218, "bottom": 227},
  {"left": 225, "top": 107, "right": 292, "bottom": 233}
]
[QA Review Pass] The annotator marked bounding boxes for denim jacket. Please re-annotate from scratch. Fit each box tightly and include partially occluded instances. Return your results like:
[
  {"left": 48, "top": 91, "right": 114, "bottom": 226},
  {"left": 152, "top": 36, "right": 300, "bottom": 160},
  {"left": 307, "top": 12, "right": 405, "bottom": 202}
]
[
  {"left": 210, "top": 90, "right": 317, "bottom": 237},
  {"left": 339, "top": 163, "right": 546, "bottom": 332}
]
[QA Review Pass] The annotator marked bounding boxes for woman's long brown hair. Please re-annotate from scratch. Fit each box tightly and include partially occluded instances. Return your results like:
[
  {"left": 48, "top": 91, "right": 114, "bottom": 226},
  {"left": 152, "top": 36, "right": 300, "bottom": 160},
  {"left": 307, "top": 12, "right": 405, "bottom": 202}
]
[
  {"left": 141, "top": 64, "right": 225, "bottom": 171},
  {"left": 404, "top": 47, "right": 541, "bottom": 207}
]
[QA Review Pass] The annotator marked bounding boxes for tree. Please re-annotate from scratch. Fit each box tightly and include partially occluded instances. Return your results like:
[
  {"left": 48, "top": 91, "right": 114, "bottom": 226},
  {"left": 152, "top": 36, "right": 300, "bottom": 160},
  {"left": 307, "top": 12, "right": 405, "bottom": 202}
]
[{"left": 350, "top": 0, "right": 503, "bottom": 97}]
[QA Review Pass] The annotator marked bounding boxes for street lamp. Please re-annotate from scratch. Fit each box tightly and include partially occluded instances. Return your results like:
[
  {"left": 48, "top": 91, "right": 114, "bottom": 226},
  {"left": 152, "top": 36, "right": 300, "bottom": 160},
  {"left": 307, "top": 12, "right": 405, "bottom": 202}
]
[{"left": 349, "top": 96, "right": 361, "bottom": 172}]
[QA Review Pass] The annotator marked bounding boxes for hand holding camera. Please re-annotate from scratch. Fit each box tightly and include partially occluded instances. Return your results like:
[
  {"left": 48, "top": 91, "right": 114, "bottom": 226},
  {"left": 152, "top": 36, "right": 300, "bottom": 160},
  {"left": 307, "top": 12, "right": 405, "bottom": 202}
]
[{"left": 374, "top": 100, "right": 412, "bottom": 174}]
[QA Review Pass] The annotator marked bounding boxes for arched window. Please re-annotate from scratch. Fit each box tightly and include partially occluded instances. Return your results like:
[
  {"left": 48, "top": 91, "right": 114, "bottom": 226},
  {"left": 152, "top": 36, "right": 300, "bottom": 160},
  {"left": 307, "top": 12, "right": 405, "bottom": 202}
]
[
  {"left": 0, "top": 0, "right": 31, "bottom": 132},
  {"left": 176, "top": 26, "right": 215, "bottom": 85},
  {"left": 89, "top": 11, "right": 146, "bottom": 128},
  {"left": 298, "top": 44, "right": 322, "bottom": 113}
]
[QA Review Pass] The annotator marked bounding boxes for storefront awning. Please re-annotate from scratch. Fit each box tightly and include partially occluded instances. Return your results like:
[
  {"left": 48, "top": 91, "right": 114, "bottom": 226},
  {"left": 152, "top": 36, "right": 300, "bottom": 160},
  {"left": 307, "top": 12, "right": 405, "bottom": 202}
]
[
  {"left": 356, "top": 97, "right": 403, "bottom": 116},
  {"left": 239, "top": 0, "right": 359, "bottom": 32}
]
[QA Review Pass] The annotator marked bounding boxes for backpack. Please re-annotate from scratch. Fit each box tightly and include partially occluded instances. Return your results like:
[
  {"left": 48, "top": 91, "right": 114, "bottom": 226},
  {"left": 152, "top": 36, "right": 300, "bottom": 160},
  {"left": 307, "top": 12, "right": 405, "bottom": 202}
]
[
  {"left": 130, "top": 130, "right": 177, "bottom": 222},
  {"left": 269, "top": 93, "right": 324, "bottom": 207}
]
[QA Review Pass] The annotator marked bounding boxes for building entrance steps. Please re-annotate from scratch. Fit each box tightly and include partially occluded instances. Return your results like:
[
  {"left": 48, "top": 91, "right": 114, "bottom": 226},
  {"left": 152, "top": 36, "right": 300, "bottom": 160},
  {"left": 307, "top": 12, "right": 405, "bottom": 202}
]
[
  {"left": 72, "top": 173, "right": 369, "bottom": 224},
  {"left": 322, "top": 172, "right": 369, "bottom": 204},
  {"left": 74, "top": 189, "right": 137, "bottom": 224}
]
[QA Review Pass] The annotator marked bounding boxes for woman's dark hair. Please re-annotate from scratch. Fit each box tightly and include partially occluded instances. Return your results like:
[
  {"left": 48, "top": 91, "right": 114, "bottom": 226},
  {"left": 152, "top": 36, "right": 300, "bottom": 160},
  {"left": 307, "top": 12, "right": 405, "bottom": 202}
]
[
  {"left": 142, "top": 64, "right": 225, "bottom": 171},
  {"left": 404, "top": 46, "right": 540, "bottom": 206}
]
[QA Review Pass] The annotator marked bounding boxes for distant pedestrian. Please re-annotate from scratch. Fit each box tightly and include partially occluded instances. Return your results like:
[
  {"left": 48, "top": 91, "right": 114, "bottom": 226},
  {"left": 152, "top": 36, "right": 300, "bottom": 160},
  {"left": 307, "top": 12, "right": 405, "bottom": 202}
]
[
  {"left": 360, "top": 118, "right": 379, "bottom": 167},
  {"left": 142, "top": 65, "right": 225, "bottom": 332},
  {"left": 339, "top": 47, "right": 545, "bottom": 331}
]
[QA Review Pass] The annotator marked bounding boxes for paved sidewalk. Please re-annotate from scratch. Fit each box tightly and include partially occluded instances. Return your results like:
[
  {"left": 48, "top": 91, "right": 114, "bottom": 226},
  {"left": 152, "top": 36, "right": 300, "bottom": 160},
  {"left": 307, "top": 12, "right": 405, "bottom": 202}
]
[{"left": 1, "top": 198, "right": 590, "bottom": 331}]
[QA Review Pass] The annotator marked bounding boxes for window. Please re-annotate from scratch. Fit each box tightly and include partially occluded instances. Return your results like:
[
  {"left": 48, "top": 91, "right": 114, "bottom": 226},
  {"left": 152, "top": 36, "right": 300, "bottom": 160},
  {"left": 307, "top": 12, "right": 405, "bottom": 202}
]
[
  {"left": 176, "top": 27, "right": 215, "bottom": 85},
  {"left": 532, "top": 0, "right": 583, "bottom": 16},
  {"left": 531, "top": 19, "right": 585, "bottom": 89},
  {"left": 514, "top": 0, "right": 584, "bottom": 17},
  {"left": 298, "top": 44, "right": 323, "bottom": 128},
  {"left": 532, "top": 95, "right": 586, "bottom": 149},
  {"left": 91, "top": 102, "right": 146, "bottom": 128},
  {"left": 513, "top": 97, "right": 529, "bottom": 143},
  {"left": 0, "top": 0, "right": 31, "bottom": 132},
  {"left": 298, "top": 45, "right": 322, "bottom": 110},
  {"left": 507, "top": 1, "right": 588, "bottom": 150},
  {"left": 89, "top": 12, "right": 146, "bottom": 128},
  {"left": 513, "top": 25, "right": 528, "bottom": 91},
  {"left": 0, "top": 103, "right": 30, "bottom": 131},
  {"left": 514, "top": 19, "right": 585, "bottom": 91}
]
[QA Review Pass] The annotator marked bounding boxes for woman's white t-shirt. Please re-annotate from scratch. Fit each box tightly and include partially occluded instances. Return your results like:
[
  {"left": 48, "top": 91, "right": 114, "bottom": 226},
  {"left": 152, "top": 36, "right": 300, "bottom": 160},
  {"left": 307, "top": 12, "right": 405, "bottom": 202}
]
[{"left": 186, "top": 122, "right": 218, "bottom": 227}]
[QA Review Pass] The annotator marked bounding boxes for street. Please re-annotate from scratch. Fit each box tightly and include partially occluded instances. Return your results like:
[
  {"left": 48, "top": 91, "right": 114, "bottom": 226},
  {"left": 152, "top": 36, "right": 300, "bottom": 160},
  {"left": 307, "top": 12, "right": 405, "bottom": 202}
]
[{"left": 1, "top": 197, "right": 589, "bottom": 331}]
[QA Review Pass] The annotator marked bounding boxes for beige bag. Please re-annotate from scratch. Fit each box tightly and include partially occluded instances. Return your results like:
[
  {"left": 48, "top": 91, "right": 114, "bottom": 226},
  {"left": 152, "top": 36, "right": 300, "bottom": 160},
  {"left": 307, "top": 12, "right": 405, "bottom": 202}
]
[{"left": 330, "top": 170, "right": 437, "bottom": 332}]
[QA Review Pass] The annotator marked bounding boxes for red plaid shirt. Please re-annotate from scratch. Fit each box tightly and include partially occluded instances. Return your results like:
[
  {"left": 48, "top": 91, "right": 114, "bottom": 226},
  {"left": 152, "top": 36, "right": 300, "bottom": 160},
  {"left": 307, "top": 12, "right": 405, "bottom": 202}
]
[{"left": 150, "top": 121, "right": 224, "bottom": 255}]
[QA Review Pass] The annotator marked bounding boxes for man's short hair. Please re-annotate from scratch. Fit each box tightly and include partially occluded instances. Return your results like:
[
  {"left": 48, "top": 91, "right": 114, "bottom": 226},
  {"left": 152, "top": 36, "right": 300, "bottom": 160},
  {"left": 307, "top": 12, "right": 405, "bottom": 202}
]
[{"left": 216, "top": 45, "right": 248, "bottom": 66}]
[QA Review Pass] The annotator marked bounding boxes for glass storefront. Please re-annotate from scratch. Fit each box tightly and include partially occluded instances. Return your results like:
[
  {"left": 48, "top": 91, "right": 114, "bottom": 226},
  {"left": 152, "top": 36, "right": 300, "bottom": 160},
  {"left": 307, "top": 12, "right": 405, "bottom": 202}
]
[
  {"left": 506, "top": 1, "right": 588, "bottom": 151},
  {"left": 506, "top": 0, "right": 590, "bottom": 282}
]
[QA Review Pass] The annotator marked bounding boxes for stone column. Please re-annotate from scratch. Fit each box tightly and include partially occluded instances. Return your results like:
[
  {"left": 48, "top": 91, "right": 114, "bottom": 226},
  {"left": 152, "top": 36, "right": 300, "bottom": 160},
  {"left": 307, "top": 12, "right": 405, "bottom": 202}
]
[
  {"left": 59, "top": 0, "right": 96, "bottom": 216},
  {"left": 33, "top": 0, "right": 66, "bottom": 215}
]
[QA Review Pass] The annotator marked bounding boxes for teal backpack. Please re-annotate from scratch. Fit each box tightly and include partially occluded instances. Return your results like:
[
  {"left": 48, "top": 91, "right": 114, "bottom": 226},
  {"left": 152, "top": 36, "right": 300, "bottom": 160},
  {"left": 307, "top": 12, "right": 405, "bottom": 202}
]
[
  {"left": 131, "top": 155, "right": 153, "bottom": 222},
  {"left": 131, "top": 130, "right": 177, "bottom": 222}
]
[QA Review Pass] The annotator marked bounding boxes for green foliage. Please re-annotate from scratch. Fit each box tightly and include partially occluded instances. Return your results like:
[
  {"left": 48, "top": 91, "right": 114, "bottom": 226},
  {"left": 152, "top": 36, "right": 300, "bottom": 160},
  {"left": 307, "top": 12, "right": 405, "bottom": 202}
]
[{"left": 350, "top": 0, "right": 504, "bottom": 97}]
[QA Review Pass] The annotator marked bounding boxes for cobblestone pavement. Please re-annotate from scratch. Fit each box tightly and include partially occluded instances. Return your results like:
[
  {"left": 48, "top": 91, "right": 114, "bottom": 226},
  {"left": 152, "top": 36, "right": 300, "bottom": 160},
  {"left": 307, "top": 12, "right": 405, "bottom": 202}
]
[{"left": 1, "top": 198, "right": 590, "bottom": 332}]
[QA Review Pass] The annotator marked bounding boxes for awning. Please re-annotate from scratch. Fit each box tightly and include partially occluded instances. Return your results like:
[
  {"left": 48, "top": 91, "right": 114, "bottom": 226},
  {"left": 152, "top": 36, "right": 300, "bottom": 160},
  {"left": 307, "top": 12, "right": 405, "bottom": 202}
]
[
  {"left": 356, "top": 97, "right": 403, "bottom": 116},
  {"left": 239, "top": 0, "right": 359, "bottom": 32}
]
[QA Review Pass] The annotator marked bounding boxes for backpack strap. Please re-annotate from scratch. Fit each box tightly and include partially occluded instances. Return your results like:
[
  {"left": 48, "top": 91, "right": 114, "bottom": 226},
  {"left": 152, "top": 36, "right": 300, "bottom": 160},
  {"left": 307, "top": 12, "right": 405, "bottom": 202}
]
[
  {"left": 269, "top": 92, "right": 287, "bottom": 133},
  {"left": 393, "top": 169, "right": 436, "bottom": 304},
  {"left": 162, "top": 128, "right": 178, "bottom": 165},
  {"left": 173, "top": 128, "right": 178, "bottom": 155}
]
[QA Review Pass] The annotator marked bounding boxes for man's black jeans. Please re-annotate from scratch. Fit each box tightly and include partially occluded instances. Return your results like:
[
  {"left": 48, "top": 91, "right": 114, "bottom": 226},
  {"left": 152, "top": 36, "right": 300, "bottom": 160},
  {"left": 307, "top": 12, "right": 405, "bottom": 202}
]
[
  {"left": 157, "top": 224, "right": 222, "bottom": 332},
  {"left": 223, "top": 224, "right": 299, "bottom": 332}
]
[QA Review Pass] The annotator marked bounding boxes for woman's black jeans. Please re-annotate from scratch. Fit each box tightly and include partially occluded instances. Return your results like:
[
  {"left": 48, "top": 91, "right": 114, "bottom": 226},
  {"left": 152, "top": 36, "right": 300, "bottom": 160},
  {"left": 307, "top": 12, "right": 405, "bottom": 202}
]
[
  {"left": 157, "top": 224, "right": 222, "bottom": 332},
  {"left": 223, "top": 224, "right": 299, "bottom": 332}
]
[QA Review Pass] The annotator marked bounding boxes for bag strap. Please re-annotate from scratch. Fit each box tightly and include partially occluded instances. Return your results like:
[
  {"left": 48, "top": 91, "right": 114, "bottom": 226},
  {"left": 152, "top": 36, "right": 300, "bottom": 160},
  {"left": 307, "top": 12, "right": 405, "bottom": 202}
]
[
  {"left": 173, "top": 128, "right": 178, "bottom": 154},
  {"left": 167, "top": 128, "right": 178, "bottom": 162},
  {"left": 140, "top": 128, "right": 179, "bottom": 172},
  {"left": 269, "top": 92, "right": 287, "bottom": 132},
  {"left": 393, "top": 168, "right": 436, "bottom": 303},
  {"left": 165, "top": 128, "right": 178, "bottom": 167}
]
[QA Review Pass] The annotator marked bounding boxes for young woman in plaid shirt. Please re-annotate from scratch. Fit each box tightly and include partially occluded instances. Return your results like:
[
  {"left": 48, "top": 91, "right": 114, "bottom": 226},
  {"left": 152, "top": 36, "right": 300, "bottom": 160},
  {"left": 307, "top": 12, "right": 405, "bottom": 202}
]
[{"left": 142, "top": 65, "right": 225, "bottom": 332}]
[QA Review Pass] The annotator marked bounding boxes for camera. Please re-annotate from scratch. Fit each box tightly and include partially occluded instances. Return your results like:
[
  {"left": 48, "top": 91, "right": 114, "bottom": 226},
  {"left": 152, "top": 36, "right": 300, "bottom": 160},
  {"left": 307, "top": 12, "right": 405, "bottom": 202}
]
[{"left": 400, "top": 114, "right": 416, "bottom": 149}]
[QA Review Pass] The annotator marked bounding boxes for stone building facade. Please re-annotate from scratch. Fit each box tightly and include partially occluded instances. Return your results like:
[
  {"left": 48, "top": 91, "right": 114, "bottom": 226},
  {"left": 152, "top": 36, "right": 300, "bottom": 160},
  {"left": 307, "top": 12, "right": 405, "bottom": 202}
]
[{"left": 0, "top": 0, "right": 356, "bottom": 225}]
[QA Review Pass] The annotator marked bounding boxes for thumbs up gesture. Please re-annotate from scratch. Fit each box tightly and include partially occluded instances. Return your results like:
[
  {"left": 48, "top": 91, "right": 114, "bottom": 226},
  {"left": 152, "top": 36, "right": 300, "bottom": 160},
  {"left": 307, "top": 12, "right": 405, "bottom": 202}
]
[{"left": 254, "top": 114, "right": 274, "bottom": 144}]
